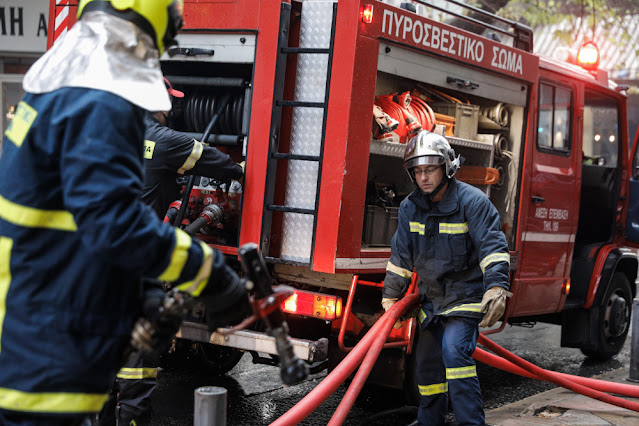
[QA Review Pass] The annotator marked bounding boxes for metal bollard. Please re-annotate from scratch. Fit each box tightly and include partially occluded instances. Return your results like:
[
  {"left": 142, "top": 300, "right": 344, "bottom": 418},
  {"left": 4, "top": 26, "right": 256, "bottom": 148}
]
[
  {"left": 194, "top": 386, "right": 227, "bottom": 426},
  {"left": 629, "top": 298, "right": 639, "bottom": 382}
]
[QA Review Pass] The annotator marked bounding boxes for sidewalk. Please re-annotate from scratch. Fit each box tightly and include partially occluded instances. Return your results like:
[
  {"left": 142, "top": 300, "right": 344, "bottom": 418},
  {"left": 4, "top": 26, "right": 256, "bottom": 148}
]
[{"left": 485, "top": 367, "right": 639, "bottom": 425}]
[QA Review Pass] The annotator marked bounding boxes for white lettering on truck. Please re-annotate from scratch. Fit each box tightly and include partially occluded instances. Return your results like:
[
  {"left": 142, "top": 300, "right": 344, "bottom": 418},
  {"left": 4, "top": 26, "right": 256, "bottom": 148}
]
[{"left": 382, "top": 9, "right": 519, "bottom": 75}]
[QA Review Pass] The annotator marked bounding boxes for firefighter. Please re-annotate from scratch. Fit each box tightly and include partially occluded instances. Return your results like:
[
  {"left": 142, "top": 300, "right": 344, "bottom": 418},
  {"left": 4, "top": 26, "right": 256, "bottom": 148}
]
[
  {"left": 0, "top": 1, "right": 250, "bottom": 424},
  {"left": 96, "top": 79, "right": 245, "bottom": 426},
  {"left": 381, "top": 131, "right": 511, "bottom": 426},
  {"left": 141, "top": 77, "right": 244, "bottom": 220}
]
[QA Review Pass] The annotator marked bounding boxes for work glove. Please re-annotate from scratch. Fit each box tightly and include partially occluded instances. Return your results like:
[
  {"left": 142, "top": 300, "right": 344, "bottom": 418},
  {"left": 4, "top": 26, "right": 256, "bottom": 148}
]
[
  {"left": 478, "top": 287, "right": 513, "bottom": 328},
  {"left": 130, "top": 286, "right": 183, "bottom": 356},
  {"left": 197, "top": 249, "right": 253, "bottom": 331},
  {"left": 381, "top": 297, "right": 403, "bottom": 329}
]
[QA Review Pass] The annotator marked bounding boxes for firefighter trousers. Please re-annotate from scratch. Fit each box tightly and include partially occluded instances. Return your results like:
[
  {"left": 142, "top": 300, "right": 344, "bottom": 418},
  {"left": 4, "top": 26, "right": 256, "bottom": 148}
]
[
  {"left": 415, "top": 316, "right": 484, "bottom": 426},
  {"left": 95, "top": 350, "right": 158, "bottom": 426}
]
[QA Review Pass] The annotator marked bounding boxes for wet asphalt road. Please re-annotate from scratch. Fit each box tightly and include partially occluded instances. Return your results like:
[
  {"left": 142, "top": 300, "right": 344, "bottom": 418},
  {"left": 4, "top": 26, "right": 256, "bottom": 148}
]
[{"left": 149, "top": 321, "right": 632, "bottom": 425}]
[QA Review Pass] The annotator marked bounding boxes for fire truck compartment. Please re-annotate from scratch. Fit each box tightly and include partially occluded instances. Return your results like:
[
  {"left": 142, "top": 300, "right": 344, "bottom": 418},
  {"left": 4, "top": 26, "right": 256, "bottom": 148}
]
[{"left": 364, "top": 44, "right": 527, "bottom": 248}]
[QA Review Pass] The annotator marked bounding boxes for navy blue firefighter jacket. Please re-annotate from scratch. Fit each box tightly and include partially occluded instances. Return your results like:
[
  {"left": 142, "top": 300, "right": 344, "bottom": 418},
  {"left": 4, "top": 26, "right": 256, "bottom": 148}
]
[
  {"left": 382, "top": 178, "right": 510, "bottom": 327},
  {"left": 0, "top": 88, "right": 213, "bottom": 416}
]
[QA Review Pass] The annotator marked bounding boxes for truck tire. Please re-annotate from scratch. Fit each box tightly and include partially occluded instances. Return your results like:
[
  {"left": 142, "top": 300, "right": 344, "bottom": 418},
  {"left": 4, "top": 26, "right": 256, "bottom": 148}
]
[
  {"left": 581, "top": 272, "right": 632, "bottom": 361},
  {"left": 195, "top": 342, "right": 245, "bottom": 375},
  {"left": 160, "top": 339, "right": 244, "bottom": 375}
]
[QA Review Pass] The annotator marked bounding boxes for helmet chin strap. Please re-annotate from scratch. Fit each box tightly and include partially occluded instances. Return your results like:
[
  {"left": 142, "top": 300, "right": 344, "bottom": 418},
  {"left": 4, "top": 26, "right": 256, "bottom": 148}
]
[{"left": 424, "top": 175, "right": 449, "bottom": 200}]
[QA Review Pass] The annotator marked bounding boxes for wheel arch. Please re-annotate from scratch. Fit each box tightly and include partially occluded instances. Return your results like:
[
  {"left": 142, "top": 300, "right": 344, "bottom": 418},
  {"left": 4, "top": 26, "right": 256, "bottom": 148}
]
[{"left": 587, "top": 247, "right": 637, "bottom": 309}]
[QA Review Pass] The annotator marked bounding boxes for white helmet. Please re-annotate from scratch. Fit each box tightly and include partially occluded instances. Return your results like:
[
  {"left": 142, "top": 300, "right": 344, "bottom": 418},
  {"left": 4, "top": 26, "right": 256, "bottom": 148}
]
[{"left": 404, "top": 131, "right": 460, "bottom": 181}]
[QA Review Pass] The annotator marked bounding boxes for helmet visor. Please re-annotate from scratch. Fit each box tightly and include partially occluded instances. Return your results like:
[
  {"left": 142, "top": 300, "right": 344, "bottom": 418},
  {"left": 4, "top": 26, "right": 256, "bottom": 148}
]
[{"left": 405, "top": 155, "right": 444, "bottom": 171}]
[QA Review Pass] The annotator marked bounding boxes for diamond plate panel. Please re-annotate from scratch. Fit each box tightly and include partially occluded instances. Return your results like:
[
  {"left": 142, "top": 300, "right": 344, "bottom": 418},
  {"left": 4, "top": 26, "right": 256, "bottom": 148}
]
[
  {"left": 281, "top": 213, "right": 314, "bottom": 262},
  {"left": 281, "top": 0, "right": 334, "bottom": 262},
  {"left": 284, "top": 160, "right": 319, "bottom": 208}
]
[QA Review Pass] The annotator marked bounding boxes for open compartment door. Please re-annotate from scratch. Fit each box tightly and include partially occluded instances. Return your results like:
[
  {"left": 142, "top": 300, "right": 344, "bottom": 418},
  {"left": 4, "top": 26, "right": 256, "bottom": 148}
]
[{"left": 625, "top": 126, "right": 639, "bottom": 244}]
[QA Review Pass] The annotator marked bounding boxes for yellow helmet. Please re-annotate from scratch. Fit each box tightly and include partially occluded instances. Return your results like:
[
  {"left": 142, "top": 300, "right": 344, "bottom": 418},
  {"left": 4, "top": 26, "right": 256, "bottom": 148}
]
[{"left": 77, "top": 0, "right": 183, "bottom": 55}]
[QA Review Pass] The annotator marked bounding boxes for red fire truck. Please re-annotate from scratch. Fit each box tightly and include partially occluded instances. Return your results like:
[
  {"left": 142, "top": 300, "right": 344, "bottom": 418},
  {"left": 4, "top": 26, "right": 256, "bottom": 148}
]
[{"left": 49, "top": 0, "right": 639, "bottom": 394}]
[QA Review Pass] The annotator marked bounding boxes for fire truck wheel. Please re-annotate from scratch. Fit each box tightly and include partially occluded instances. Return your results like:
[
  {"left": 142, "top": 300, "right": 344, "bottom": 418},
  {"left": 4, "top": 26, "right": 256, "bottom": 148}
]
[
  {"left": 581, "top": 272, "right": 632, "bottom": 361},
  {"left": 160, "top": 339, "right": 244, "bottom": 375},
  {"left": 194, "top": 342, "right": 245, "bottom": 375}
]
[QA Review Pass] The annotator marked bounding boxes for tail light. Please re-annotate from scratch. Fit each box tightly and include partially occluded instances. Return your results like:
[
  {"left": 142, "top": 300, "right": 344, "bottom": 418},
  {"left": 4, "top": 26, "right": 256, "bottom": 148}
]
[{"left": 281, "top": 290, "right": 343, "bottom": 321}]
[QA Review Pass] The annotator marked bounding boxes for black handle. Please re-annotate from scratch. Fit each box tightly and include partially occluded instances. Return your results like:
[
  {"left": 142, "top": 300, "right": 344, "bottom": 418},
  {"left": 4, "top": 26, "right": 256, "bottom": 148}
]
[
  {"left": 531, "top": 195, "right": 546, "bottom": 203},
  {"left": 238, "top": 243, "right": 308, "bottom": 386}
]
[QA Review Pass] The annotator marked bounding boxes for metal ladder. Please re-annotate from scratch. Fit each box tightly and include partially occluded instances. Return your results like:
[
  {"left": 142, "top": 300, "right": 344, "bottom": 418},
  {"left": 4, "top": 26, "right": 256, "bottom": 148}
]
[{"left": 261, "top": 1, "right": 337, "bottom": 266}]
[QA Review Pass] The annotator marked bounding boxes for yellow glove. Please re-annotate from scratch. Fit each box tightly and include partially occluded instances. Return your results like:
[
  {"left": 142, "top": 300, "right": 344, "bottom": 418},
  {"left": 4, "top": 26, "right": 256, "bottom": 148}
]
[
  {"left": 381, "top": 297, "right": 403, "bottom": 329},
  {"left": 479, "top": 287, "right": 513, "bottom": 328}
]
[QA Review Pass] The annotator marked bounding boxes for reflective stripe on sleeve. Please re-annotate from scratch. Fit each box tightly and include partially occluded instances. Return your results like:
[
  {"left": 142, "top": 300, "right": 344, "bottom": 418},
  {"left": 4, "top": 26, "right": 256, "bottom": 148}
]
[
  {"left": 177, "top": 140, "right": 204, "bottom": 174},
  {"left": 0, "top": 387, "right": 108, "bottom": 413},
  {"left": 386, "top": 261, "right": 412, "bottom": 279},
  {"left": 439, "top": 222, "right": 469, "bottom": 234},
  {"left": 479, "top": 252, "right": 511, "bottom": 273},
  {"left": 158, "top": 228, "right": 192, "bottom": 282},
  {"left": 175, "top": 241, "right": 213, "bottom": 297},
  {"left": 409, "top": 221, "right": 425, "bottom": 235},
  {"left": 0, "top": 237, "right": 12, "bottom": 356},
  {"left": 117, "top": 367, "right": 158, "bottom": 380},
  {"left": 446, "top": 366, "right": 477, "bottom": 380},
  {"left": 0, "top": 194, "right": 77, "bottom": 231},
  {"left": 419, "top": 382, "right": 448, "bottom": 396},
  {"left": 440, "top": 303, "right": 482, "bottom": 315},
  {"left": 418, "top": 309, "right": 427, "bottom": 324}
]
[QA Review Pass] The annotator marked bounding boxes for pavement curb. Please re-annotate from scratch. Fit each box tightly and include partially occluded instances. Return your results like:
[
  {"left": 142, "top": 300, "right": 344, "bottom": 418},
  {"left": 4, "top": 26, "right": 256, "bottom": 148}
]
[{"left": 485, "top": 367, "right": 639, "bottom": 425}]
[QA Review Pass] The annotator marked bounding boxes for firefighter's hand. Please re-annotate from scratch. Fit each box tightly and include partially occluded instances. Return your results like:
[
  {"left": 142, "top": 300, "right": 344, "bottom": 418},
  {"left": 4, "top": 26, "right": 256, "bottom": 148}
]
[
  {"left": 479, "top": 287, "right": 513, "bottom": 328},
  {"left": 381, "top": 297, "right": 403, "bottom": 329},
  {"left": 130, "top": 287, "right": 182, "bottom": 354},
  {"left": 197, "top": 250, "right": 252, "bottom": 331}
]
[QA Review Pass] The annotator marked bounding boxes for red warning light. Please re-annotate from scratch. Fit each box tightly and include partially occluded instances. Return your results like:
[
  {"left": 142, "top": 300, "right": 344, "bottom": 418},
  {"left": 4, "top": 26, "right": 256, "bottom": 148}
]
[
  {"left": 361, "top": 4, "right": 374, "bottom": 24},
  {"left": 577, "top": 40, "right": 600, "bottom": 71}
]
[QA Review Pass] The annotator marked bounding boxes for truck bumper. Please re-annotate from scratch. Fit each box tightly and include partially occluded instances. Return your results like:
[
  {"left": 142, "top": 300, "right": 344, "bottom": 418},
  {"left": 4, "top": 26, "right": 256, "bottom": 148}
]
[{"left": 176, "top": 321, "right": 329, "bottom": 363}]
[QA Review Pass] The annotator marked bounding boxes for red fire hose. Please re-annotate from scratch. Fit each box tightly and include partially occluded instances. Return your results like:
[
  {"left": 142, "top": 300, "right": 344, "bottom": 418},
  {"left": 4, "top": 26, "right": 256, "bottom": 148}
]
[
  {"left": 477, "top": 334, "right": 639, "bottom": 412},
  {"left": 328, "top": 299, "right": 400, "bottom": 426},
  {"left": 473, "top": 347, "right": 639, "bottom": 398},
  {"left": 270, "top": 294, "right": 419, "bottom": 426},
  {"left": 272, "top": 296, "right": 639, "bottom": 425}
]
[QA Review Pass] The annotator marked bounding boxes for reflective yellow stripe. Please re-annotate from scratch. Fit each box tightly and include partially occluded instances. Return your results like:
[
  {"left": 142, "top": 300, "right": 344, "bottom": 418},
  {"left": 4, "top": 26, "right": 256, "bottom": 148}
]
[
  {"left": 440, "top": 303, "right": 483, "bottom": 315},
  {"left": 439, "top": 222, "right": 469, "bottom": 234},
  {"left": 0, "top": 387, "right": 108, "bottom": 413},
  {"left": 0, "top": 194, "right": 77, "bottom": 231},
  {"left": 446, "top": 365, "right": 477, "bottom": 380},
  {"left": 0, "top": 237, "right": 12, "bottom": 356},
  {"left": 409, "top": 221, "right": 425, "bottom": 235},
  {"left": 419, "top": 382, "right": 448, "bottom": 396},
  {"left": 117, "top": 367, "right": 158, "bottom": 380},
  {"left": 4, "top": 100, "right": 37, "bottom": 147},
  {"left": 144, "top": 140, "right": 156, "bottom": 159},
  {"left": 178, "top": 140, "right": 204, "bottom": 174},
  {"left": 418, "top": 309, "right": 427, "bottom": 324},
  {"left": 158, "top": 228, "right": 192, "bottom": 282},
  {"left": 386, "top": 261, "right": 412, "bottom": 279},
  {"left": 479, "top": 252, "right": 511, "bottom": 273},
  {"left": 175, "top": 242, "right": 213, "bottom": 297}
]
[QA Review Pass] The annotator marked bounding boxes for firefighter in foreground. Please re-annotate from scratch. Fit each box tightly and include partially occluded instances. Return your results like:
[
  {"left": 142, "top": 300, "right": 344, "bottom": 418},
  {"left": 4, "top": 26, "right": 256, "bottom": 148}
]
[
  {"left": 0, "top": 0, "right": 250, "bottom": 424},
  {"left": 381, "top": 131, "right": 511, "bottom": 426},
  {"left": 97, "top": 80, "right": 245, "bottom": 426}
]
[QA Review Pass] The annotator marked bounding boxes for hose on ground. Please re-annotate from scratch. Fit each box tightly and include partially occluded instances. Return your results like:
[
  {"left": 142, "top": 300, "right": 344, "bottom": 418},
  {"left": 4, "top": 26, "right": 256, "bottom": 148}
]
[
  {"left": 477, "top": 334, "right": 639, "bottom": 412},
  {"left": 272, "top": 294, "right": 639, "bottom": 425},
  {"left": 473, "top": 347, "right": 639, "bottom": 398}
]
